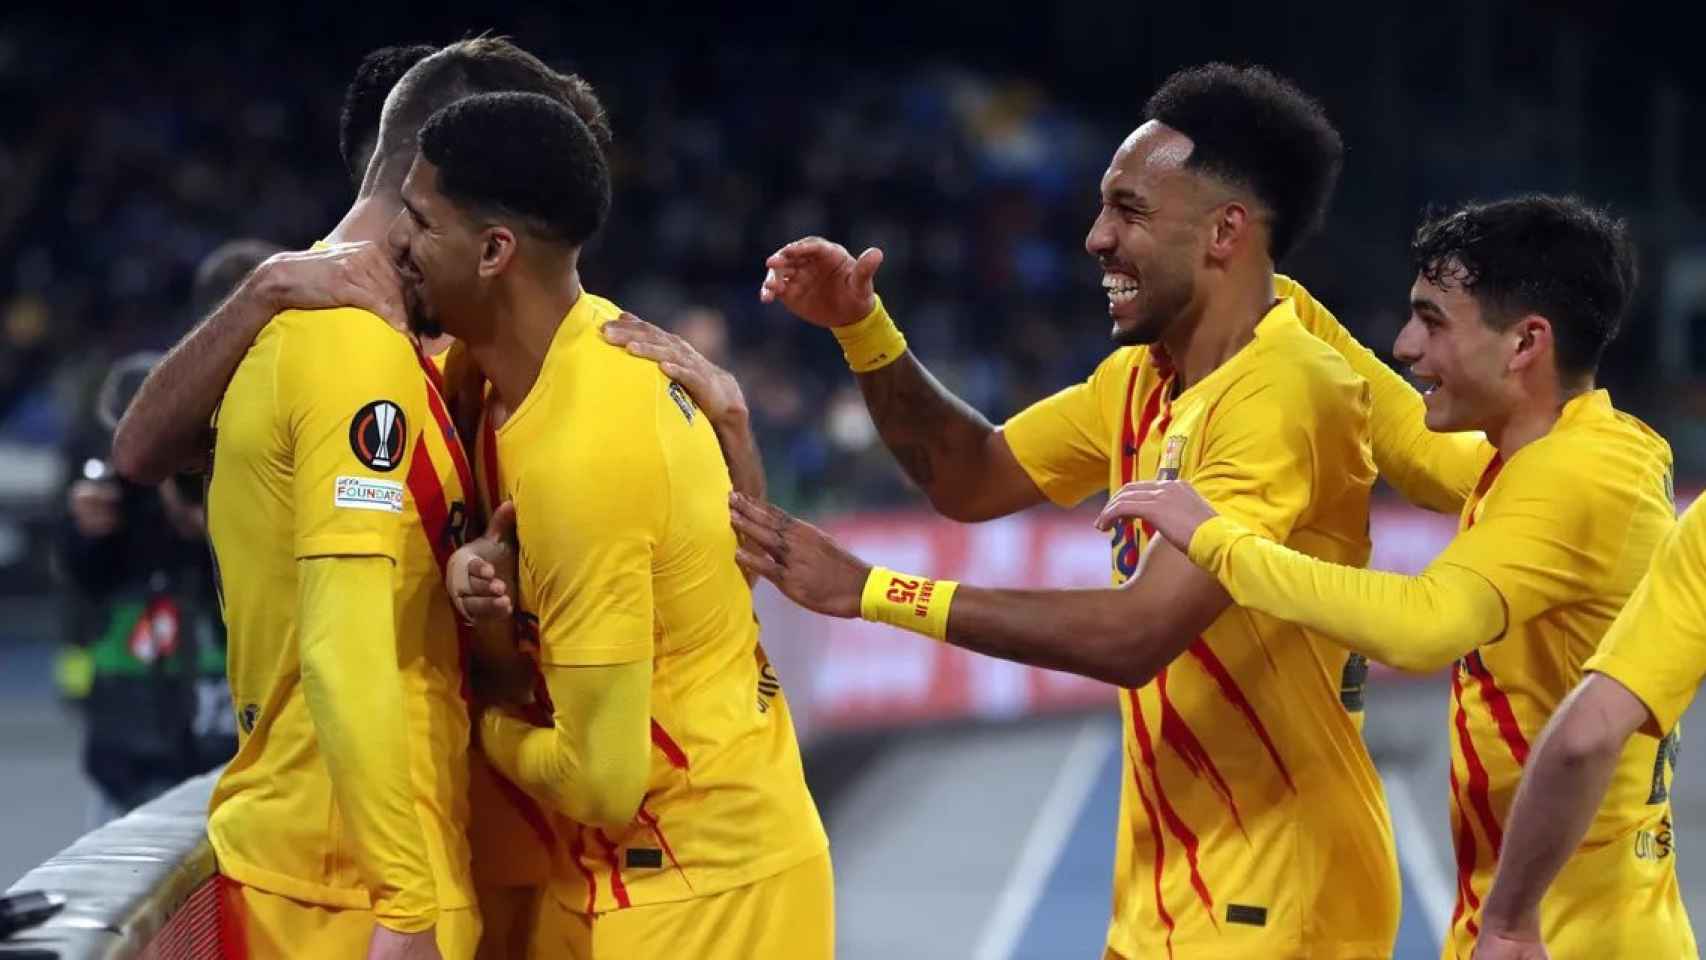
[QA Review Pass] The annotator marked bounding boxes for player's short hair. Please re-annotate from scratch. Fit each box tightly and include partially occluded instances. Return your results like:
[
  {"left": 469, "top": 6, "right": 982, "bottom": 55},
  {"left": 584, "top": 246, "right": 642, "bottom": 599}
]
[
  {"left": 374, "top": 36, "right": 610, "bottom": 187},
  {"left": 420, "top": 91, "right": 611, "bottom": 249},
  {"left": 1143, "top": 63, "right": 1343, "bottom": 262},
  {"left": 1411, "top": 195, "right": 1637, "bottom": 379},
  {"left": 192, "top": 238, "right": 285, "bottom": 316},
  {"left": 339, "top": 44, "right": 438, "bottom": 189}
]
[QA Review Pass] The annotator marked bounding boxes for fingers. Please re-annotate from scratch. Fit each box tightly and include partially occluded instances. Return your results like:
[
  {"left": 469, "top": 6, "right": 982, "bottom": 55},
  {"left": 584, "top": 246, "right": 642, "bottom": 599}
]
[
  {"left": 735, "top": 546, "right": 784, "bottom": 582},
  {"left": 729, "top": 508, "right": 786, "bottom": 552},
  {"left": 486, "top": 500, "right": 517, "bottom": 540},
  {"left": 1094, "top": 488, "right": 1163, "bottom": 531},
  {"left": 460, "top": 595, "right": 515, "bottom": 622},
  {"left": 853, "top": 247, "right": 885, "bottom": 288},
  {"left": 730, "top": 491, "right": 794, "bottom": 531}
]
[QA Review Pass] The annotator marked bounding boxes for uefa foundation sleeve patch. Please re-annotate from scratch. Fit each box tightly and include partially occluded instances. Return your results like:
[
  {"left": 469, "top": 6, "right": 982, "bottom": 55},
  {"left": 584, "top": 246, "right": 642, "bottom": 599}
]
[{"left": 334, "top": 476, "right": 405, "bottom": 513}]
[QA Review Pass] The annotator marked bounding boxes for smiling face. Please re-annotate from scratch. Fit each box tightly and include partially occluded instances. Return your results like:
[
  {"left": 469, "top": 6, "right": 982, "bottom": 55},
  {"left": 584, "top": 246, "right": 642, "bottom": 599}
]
[
  {"left": 387, "top": 156, "right": 485, "bottom": 340},
  {"left": 1395, "top": 263, "right": 1521, "bottom": 433},
  {"left": 1083, "top": 121, "right": 1213, "bottom": 346}
]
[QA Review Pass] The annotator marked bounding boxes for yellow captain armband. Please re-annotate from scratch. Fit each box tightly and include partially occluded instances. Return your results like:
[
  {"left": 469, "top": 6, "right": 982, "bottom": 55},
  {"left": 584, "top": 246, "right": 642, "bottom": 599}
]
[
  {"left": 860, "top": 566, "right": 959, "bottom": 641},
  {"left": 831, "top": 296, "right": 908, "bottom": 373}
]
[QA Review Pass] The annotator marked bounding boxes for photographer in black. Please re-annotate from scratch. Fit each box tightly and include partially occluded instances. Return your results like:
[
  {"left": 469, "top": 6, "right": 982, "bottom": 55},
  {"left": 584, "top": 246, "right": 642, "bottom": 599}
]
[{"left": 58, "top": 239, "right": 279, "bottom": 823}]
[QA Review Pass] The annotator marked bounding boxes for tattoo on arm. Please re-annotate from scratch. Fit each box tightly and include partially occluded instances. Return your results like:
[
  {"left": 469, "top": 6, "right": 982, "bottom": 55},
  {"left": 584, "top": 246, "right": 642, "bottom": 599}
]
[{"left": 857, "top": 354, "right": 992, "bottom": 493}]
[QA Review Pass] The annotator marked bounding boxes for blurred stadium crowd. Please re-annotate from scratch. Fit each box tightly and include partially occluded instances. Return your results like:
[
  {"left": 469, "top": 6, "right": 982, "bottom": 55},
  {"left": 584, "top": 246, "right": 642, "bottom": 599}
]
[{"left": 1, "top": 5, "right": 1704, "bottom": 536}]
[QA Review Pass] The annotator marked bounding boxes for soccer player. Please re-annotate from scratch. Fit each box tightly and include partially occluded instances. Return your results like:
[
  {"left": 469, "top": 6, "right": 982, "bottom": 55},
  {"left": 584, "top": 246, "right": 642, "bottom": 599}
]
[
  {"left": 1101, "top": 197, "right": 1694, "bottom": 958},
  {"left": 339, "top": 45, "right": 439, "bottom": 191},
  {"left": 743, "top": 65, "right": 1400, "bottom": 958},
  {"left": 391, "top": 91, "right": 829, "bottom": 960},
  {"left": 1471, "top": 494, "right": 1706, "bottom": 959},
  {"left": 111, "top": 40, "right": 619, "bottom": 960}
]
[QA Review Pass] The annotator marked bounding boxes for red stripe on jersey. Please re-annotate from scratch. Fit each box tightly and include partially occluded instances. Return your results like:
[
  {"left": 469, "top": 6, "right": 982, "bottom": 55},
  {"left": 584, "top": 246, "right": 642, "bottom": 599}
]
[
  {"left": 1447, "top": 762, "right": 1483, "bottom": 934},
  {"left": 1451, "top": 668, "right": 1504, "bottom": 854},
  {"left": 569, "top": 825, "right": 598, "bottom": 913},
  {"left": 1126, "top": 743, "right": 1176, "bottom": 959},
  {"left": 1463, "top": 454, "right": 1505, "bottom": 529},
  {"left": 1156, "top": 668, "right": 1245, "bottom": 835},
  {"left": 638, "top": 803, "right": 693, "bottom": 892},
  {"left": 1129, "top": 690, "right": 1217, "bottom": 924},
  {"left": 651, "top": 719, "right": 690, "bottom": 769},
  {"left": 1186, "top": 640, "right": 1296, "bottom": 792},
  {"left": 414, "top": 357, "right": 475, "bottom": 502},
  {"left": 410, "top": 387, "right": 562, "bottom": 854},
  {"left": 217, "top": 875, "right": 250, "bottom": 960},
  {"left": 595, "top": 829, "right": 632, "bottom": 909},
  {"left": 1464, "top": 652, "right": 1531, "bottom": 766}
]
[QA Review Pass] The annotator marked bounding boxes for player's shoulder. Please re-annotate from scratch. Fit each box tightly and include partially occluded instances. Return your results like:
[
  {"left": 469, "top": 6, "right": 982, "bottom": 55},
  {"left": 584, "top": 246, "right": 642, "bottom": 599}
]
[
  {"left": 1504, "top": 394, "right": 1673, "bottom": 513},
  {"left": 272, "top": 307, "right": 416, "bottom": 362},
  {"left": 1237, "top": 302, "right": 1366, "bottom": 409}
]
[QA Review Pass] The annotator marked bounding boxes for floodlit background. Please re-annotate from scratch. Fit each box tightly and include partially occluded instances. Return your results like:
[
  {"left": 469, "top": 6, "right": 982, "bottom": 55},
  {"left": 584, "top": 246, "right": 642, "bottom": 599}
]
[{"left": 3, "top": 4, "right": 1706, "bottom": 957}]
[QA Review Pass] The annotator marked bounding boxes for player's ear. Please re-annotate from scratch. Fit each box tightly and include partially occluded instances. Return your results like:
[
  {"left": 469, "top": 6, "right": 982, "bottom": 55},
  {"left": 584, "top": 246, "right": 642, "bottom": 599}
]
[
  {"left": 478, "top": 226, "right": 517, "bottom": 278},
  {"left": 1506, "top": 315, "right": 1552, "bottom": 375},
  {"left": 1207, "top": 201, "right": 1249, "bottom": 262}
]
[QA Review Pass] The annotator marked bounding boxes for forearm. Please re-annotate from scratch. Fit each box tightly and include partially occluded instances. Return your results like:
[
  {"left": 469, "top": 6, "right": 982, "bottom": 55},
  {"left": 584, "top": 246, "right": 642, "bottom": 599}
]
[
  {"left": 1191, "top": 516, "right": 1504, "bottom": 671},
  {"left": 112, "top": 271, "right": 277, "bottom": 483},
  {"left": 856, "top": 352, "right": 1006, "bottom": 516},
  {"left": 297, "top": 556, "right": 436, "bottom": 931},
  {"left": 712, "top": 409, "right": 766, "bottom": 505},
  {"left": 941, "top": 584, "right": 1166, "bottom": 688},
  {"left": 712, "top": 411, "right": 766, "bottom": 585},
  {"left": 1481, "top": 684, "right": 1633, "bottom": 934},
  {"left": 479, "top": 658, "right": 651, "bottom": 829}
]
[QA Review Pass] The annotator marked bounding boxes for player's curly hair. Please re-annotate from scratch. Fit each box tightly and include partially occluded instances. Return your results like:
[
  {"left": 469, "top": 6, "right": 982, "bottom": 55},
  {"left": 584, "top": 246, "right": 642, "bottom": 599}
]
[
  {"left": 1143, "top": 63, "right": 1343, "bottom": 262},
  {"left": 420, "top": 91, "right": 611, "bottom": 248},
  {"left": 339, "top": 44, "right": 437, "bottom": 189},
  {"left": 1412, "top": 195, "right": 1637, "bottom": 378}
]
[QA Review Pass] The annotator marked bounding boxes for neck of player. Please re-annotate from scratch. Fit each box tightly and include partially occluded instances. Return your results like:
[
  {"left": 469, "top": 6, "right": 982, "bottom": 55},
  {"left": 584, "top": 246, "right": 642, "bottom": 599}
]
[
  {"left": 1162, "top": 268, "right": 1276, "bottom": 391},
  {"left": 324, "top": 195, "right": 400, "bottom": 246},
  {"left": 469, "top": 259, "right": 585, "bottom": 423},
  {"left": 1487, "top": 375, "right": 1595, "bottom": 458}
]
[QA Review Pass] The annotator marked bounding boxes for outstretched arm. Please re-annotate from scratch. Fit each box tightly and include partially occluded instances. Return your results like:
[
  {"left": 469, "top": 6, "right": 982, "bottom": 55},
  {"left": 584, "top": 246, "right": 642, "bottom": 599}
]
[
  {"left": 729, "top": 493, "right": 1226, "bottom": 688},
  {"left": 760, "top": 238, "right": 1046, "bottom": 521},
  {"left": 112, "top": 243, "right": 406, "bottom": 483}
]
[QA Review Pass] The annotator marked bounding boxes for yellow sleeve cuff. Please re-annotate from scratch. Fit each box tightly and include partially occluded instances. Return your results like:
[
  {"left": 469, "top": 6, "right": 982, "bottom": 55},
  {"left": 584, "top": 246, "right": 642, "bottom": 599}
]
[{"left": 831, "top": 296, "right": 908, "bottom": 373}]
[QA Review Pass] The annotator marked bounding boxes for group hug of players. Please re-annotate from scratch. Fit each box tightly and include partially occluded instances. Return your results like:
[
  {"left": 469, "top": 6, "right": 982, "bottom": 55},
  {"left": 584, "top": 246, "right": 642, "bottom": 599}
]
[{"left": 104, "top": 32, "right": 1703, "bottom": 960}]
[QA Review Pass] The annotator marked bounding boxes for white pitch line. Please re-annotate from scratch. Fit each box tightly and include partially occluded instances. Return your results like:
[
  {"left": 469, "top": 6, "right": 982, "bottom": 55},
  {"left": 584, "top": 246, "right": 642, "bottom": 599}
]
[
  {"left": 1385, "top": 769, "right": 1454, "bottom": 944},
  {"left": 973, "top": 718, "right": 1118, "bottom": 960}
]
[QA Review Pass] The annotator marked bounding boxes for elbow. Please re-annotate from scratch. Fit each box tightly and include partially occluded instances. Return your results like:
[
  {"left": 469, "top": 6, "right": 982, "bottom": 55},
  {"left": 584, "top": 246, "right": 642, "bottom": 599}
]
[
  {"left": 1383, "top": 603, "right": 1497, "bottom": 675},
  {"left": 109, "top": 424, "right": 160, "bottom": 485},
  {"left": 1550, "top": 710, "right": 1625, "bottom": 772},
  {"left": 1093, "top": 620, "right": 1169, "bottom": 689}
]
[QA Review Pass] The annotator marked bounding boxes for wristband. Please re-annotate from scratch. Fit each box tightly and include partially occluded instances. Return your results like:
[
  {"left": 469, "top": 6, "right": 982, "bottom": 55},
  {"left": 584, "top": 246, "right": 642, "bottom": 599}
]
[
  {"left": 860, "top": 566, "right": 959, "bottom": 641},
  {"left": 831, "top": 296, "right": 908, "bottom": 373}
]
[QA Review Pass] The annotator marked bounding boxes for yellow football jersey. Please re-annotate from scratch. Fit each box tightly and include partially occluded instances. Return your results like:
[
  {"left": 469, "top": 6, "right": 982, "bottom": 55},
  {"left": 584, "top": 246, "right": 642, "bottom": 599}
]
[
  {"left": 1590, "top": 495, "right": 1706, "bottom": 735},
  {"left": 489, "top": 291, "right": 827, "bottom": 912},
  {"left": 1004, "top": 290, "right": 1399, "bottom": 958},
  {"left": 1436, "top": 390, "right": 1691, "bottom": 958},
  {"left": 206, "top": 308, "right": 475, "bottom": 912}
]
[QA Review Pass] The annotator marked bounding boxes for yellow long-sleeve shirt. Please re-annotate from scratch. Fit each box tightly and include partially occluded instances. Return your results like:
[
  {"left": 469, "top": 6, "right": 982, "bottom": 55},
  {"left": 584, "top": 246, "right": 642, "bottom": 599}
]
[
  {"left": 472, "top": 291, "right": 826, "bottom": 914},
  {"left": 207, "top": 308, "right": 474, "bottom": 923},
  {"left": 1186, "top": 389, "right": 1689, "bottom": 956}
]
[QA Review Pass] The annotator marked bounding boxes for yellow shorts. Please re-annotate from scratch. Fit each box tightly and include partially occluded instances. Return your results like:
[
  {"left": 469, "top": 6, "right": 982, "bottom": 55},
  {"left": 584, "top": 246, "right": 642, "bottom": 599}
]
[
  {"left": 218, "top": 876, "right": 481, "bottom": 960},
  {"left": 530, "top": 852, "right": 834, "bottom": 960}
]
